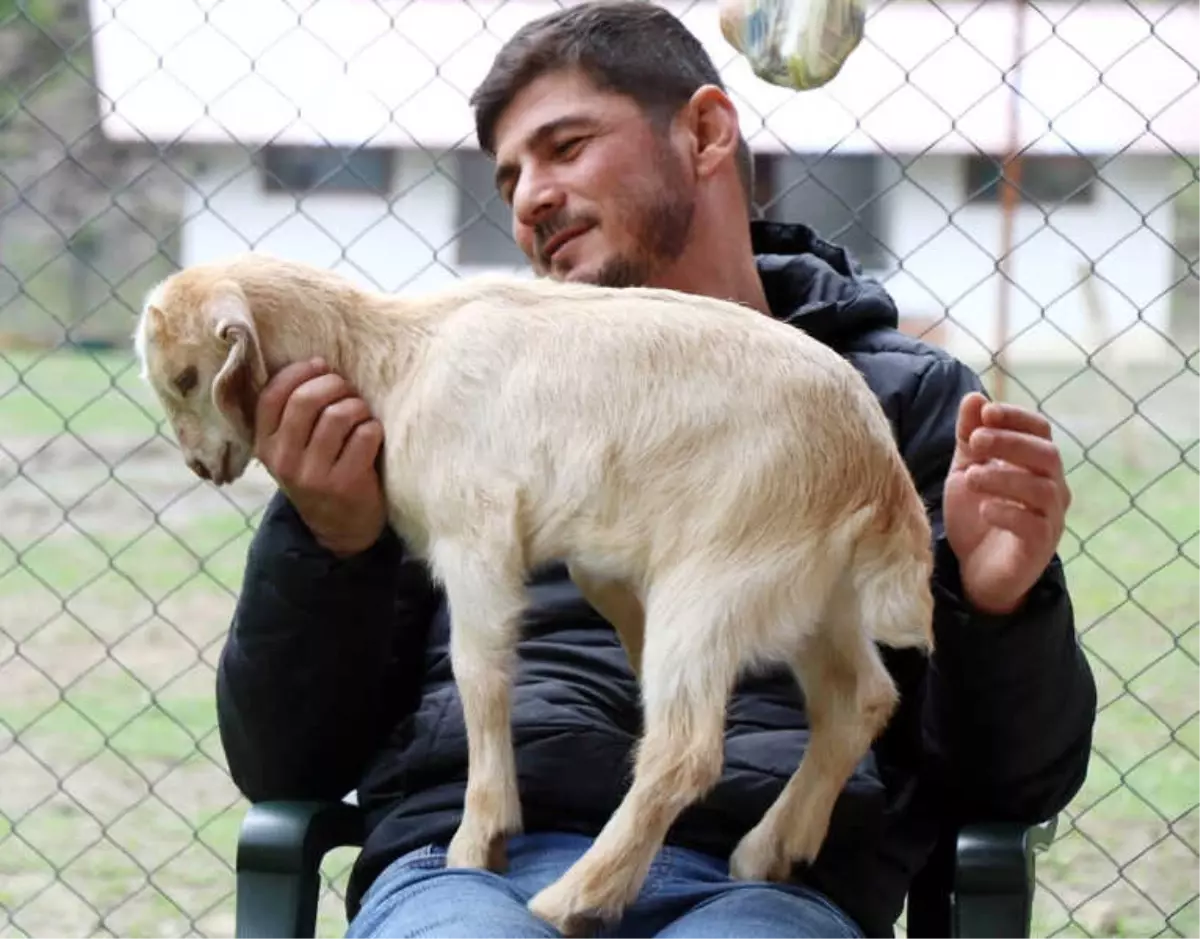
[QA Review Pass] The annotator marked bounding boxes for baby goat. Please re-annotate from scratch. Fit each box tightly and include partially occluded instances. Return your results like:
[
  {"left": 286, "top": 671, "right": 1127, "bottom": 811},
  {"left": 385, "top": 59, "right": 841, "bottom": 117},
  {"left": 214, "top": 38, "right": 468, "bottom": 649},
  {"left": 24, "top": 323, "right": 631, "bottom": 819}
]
[{"left": 134, "top": 253, "right": 935, "bottom": 936}]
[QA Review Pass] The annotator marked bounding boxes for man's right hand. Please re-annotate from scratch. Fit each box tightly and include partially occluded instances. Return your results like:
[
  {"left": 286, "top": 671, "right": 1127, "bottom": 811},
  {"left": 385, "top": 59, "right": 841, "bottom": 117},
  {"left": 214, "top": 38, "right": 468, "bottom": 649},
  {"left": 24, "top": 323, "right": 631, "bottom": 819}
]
[{"left": 254, "top": 358, "right": 387, "bottom": 558}]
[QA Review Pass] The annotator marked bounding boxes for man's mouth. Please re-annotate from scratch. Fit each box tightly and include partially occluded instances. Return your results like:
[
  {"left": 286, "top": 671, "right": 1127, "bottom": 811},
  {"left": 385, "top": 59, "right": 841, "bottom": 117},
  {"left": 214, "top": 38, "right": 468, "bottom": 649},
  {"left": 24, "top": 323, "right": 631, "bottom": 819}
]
[{"left": 542, "top": 223, "right": 592, "bottom": 264}]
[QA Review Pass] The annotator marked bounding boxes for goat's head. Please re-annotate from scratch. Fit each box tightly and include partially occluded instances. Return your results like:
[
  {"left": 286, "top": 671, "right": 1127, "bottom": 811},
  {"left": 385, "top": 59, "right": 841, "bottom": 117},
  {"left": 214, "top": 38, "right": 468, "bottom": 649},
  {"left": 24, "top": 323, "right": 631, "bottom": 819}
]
[{"left": 134, "top": 266, "right": 268, "bottom": 486}]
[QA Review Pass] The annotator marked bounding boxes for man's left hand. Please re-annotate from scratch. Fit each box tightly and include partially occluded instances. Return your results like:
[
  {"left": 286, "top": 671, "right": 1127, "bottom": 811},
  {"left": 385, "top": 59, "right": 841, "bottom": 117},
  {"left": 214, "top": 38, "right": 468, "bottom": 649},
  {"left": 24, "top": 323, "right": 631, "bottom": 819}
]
[{"left": 943, "top": 391, "right": 1072, "bottom": 616}]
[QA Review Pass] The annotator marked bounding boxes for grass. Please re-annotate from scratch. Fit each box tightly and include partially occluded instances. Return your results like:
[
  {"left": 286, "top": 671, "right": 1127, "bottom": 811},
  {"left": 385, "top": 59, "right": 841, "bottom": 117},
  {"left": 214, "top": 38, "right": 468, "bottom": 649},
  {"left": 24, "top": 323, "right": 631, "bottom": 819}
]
[
  {"left": 0, "top": 348, "right": 162, "bottom": 439},
  {"left": 1, "top": 346, "right": 1197, "bottom": 938}
]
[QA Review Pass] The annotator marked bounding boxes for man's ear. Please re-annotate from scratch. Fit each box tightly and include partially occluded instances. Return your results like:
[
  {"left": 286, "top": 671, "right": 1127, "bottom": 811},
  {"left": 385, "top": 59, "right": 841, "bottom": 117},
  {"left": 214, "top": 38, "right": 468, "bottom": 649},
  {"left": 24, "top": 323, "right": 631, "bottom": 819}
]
[
  {"left": 207, "top": 282, "right": 267, "bottom": 438},
  {"left": 681, "top": 84, "right": 742, "bottom": 182}
]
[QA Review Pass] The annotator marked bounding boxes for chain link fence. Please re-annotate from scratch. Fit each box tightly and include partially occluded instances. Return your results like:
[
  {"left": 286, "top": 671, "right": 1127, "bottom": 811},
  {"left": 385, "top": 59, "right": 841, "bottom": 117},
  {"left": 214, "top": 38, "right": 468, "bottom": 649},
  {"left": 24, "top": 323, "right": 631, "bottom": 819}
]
[{"left": 0, "top": 0, "right": 1196, "bottom": 936}]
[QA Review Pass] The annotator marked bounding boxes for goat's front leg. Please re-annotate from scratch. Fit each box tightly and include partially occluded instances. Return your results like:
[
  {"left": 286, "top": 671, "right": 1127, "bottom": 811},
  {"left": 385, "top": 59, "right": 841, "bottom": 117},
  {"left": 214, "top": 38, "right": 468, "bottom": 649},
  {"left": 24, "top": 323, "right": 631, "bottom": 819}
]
[{"left": 433, "top": 537, "right": 526, "bottom": 872}]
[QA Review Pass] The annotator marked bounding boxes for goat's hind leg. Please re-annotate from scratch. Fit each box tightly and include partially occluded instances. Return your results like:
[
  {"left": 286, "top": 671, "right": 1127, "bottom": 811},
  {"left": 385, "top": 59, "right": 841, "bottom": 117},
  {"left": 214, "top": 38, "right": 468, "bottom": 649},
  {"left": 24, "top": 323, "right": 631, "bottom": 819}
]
[
  {"left": 432, "top": 534, "right": 526, "bottom": 872},
  {"left": 568, "top": 564, "right": 645, "bottom": 677},
  {"left": 730, "top": 590, "right": 899, "bottom": 882},
  {"left": 527, "top": 571, "right": 743, "bottom": 936}
]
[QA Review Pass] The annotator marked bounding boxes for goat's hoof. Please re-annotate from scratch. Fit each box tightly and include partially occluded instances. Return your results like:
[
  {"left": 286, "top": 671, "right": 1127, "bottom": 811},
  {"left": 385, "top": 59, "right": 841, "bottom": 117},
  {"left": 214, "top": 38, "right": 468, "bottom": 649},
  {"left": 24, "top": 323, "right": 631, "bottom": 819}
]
[
  {"left": 783, "top": 825, "right": 825, "bottom": 871},
  {"left": 528, "top": 882, "right": 607, "bottom": 938},
  {"left": 446, "top": 826, "right": 509, "bottom": 872},
  {"left": 729, "top": 831, "right": 791, "bottom": 883}
]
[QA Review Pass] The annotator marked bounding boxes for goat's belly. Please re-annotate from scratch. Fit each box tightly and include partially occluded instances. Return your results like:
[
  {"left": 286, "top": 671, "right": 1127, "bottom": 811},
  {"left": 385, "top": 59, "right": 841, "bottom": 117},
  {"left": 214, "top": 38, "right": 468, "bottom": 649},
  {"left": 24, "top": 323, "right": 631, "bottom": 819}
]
[
  {"left": 517, "top": 414, "right": 825, "bottom": 579},
  {"left": 381, "top": 322, "right": 887, "bottom": 574}
]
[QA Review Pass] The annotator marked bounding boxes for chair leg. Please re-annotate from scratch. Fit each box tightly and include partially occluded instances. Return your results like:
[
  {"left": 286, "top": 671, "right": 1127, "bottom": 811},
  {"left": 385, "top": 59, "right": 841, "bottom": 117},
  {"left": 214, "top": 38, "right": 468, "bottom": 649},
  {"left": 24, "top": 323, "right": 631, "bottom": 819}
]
[
  {"left": 234, "top": 800, "right": 366, "bottom": 939},
  {"left": 953, "top": 819, "right": 1057, "bottom": 939}
]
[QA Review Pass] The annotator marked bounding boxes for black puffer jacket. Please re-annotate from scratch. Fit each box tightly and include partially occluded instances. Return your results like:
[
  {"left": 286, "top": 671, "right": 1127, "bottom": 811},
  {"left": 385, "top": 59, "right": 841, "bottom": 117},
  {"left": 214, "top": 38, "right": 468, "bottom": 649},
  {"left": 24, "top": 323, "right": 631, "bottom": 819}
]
[{"left": 215, "top": 221, "right": 1097, "bottom": 937}]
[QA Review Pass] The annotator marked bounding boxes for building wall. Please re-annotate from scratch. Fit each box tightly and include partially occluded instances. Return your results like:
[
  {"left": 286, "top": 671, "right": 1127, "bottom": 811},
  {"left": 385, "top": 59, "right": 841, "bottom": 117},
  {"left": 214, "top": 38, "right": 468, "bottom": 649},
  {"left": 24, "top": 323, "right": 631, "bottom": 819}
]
[
  {"left": 179, "top": 148, "right": 503, "bottom": 297},
  {"left": 179, "top": 147, "right": 1185, "bottom": 365},
  {"left": 876, "top": 152, "right": 1182, "bottom": 366}
]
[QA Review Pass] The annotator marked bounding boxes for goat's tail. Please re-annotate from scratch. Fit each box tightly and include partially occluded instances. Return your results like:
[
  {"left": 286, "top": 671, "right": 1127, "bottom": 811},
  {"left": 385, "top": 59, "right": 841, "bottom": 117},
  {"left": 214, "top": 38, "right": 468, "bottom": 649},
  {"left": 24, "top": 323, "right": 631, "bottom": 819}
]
[{"left": 844, "top": 467, "right": 936, "bottom": 653}]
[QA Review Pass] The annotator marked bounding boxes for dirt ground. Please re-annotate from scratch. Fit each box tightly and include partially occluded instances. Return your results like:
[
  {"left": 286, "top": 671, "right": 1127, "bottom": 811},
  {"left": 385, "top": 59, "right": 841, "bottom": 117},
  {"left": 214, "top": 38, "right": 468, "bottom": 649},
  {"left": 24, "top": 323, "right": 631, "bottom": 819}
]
[{"left": 2, "top": 431, "right": 278, "bottom": 540}]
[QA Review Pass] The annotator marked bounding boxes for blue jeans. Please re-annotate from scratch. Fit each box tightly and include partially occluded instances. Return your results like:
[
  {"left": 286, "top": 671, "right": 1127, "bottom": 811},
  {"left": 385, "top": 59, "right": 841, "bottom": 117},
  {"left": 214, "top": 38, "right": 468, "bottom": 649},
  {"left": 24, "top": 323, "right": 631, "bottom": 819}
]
[{"left": 346, "top": 832, "right": 863, "bottom": 938}]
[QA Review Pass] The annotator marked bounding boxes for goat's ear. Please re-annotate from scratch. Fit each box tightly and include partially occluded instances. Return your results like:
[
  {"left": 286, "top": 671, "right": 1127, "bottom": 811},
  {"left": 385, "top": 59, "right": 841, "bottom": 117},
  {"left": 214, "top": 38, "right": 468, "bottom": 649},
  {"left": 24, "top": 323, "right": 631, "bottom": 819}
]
[
  {"left": 135, "top": 304, "right": 168, "bottom": 380},
  {"left": 207, "top": 283, "right": 267, "bottom": 439},
  {"left": 145, "top": 303, "right": 168, "bottom": 337}
]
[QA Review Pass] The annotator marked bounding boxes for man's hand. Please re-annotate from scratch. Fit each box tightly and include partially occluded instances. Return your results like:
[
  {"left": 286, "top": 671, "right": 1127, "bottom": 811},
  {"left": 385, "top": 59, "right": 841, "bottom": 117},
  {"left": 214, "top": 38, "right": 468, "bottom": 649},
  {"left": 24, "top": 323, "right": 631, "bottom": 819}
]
[
  {"left": 255, "top": 358, "right": 387, "bottom": 558},
  {"left": 943, "top": 391, "right": 1072, "bottom": 616}
]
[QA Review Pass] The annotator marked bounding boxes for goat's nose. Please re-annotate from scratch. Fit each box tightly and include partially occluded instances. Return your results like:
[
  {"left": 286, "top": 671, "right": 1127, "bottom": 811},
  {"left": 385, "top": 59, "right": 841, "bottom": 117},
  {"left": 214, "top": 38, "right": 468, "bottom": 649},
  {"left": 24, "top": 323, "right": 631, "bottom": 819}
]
[{"left": 187, "top": 458, "right": 211, "bottom": 481}]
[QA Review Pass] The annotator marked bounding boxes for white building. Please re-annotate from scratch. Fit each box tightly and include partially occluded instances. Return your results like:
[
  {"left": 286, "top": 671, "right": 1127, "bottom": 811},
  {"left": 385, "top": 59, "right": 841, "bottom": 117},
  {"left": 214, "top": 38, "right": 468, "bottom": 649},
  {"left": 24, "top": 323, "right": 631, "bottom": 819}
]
[{"left": 88, "top": 0, "right": 1198, "bottom": 366}]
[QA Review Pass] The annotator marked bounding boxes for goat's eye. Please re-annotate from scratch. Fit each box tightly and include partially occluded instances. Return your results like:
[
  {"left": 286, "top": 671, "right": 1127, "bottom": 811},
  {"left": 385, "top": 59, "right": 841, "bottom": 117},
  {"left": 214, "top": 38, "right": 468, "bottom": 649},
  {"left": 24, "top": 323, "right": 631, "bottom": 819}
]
[{"left": 174, "top": 366, "right": 198, "bottom": 395}]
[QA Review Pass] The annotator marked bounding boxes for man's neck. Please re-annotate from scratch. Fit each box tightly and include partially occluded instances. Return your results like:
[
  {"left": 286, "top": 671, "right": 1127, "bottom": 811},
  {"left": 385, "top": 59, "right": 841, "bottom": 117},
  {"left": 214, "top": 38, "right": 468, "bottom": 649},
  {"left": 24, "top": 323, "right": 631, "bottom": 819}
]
[
  {"left": 652, "top": 262, "right": 770, "bottom": 316},
  {"left": 649, "top": 199, "right": 771, "bottom": 316}
]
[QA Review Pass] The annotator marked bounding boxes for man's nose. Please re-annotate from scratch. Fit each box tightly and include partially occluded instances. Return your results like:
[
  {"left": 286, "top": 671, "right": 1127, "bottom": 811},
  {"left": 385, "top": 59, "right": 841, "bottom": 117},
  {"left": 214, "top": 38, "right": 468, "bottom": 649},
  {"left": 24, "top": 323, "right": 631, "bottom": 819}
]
[{"left": 512, "top": 174, "right": 564, "bottom": 229}]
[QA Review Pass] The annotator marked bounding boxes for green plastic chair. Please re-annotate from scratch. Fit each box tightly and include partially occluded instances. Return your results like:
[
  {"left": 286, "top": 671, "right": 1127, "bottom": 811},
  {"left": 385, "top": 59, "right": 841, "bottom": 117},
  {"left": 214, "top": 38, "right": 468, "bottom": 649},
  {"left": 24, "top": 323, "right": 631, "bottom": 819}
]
[{"left": 232, "top": 799, "right": 1057, "bottom": 938}]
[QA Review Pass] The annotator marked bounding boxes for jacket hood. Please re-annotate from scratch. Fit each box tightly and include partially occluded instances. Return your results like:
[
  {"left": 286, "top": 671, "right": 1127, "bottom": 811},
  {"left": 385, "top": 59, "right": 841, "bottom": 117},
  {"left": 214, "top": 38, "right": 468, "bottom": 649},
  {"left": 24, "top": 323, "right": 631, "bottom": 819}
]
[{"left": 751, "top": 220, "right": 899, "bottom": 345}]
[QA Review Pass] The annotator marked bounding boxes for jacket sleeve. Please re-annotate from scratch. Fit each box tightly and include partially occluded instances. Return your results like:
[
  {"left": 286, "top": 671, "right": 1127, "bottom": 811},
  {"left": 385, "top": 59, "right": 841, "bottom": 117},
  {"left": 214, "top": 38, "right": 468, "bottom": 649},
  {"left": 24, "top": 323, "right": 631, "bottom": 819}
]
[
  {"left": 215, "top": 489, "right": 441, "bottom": 803},
  {"left": 901, "top": 354, "right": 1098, "bottom": 823}
]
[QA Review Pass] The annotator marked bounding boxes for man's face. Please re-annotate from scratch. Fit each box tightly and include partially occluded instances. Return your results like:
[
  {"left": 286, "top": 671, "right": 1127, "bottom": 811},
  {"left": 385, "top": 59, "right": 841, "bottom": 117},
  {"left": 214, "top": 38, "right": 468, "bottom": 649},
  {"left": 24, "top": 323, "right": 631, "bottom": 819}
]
[{"left": 490, "top": 69, "right": 696, "bottom": 288}]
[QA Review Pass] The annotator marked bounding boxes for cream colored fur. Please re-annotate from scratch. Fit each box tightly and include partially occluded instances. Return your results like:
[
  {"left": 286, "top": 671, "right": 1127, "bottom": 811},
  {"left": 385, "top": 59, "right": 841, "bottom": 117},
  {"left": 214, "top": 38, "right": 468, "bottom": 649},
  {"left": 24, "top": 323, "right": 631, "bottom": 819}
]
[{"left": 133, "top": 252, "right": 935, "bottom": 937}]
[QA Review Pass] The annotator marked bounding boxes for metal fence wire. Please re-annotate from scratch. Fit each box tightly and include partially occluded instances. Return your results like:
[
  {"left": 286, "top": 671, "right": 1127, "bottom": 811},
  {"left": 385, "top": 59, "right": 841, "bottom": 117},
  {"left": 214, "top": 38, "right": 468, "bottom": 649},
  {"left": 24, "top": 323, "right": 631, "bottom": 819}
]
[{"left": 0, "top": 0, "right": 1196, "bottom": 936}]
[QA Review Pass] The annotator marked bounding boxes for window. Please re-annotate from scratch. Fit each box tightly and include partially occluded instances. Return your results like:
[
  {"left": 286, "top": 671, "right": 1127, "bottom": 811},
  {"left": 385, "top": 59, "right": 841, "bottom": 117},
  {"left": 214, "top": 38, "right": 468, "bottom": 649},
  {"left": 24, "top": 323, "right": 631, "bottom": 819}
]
[
  {"left": 261, "top": 145, "right": 392, "bottom": 195},
  {"left": 753, "top": 153, "right": 888, "bottom": 272},
  {"left": 450, "top": 150, "right": 893, "bottom": 271},
  {"left": 452, "top": 149, "right": 527, "bottom": 268},
  {"left": 964, "top": 154, "right": 1097, "bottom": 206}
]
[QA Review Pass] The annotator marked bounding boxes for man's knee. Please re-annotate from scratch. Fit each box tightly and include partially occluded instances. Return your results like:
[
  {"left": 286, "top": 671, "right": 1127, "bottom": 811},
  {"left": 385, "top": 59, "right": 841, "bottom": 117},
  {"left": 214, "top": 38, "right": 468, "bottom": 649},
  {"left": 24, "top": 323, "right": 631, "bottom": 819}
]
[
  {"left": 654, "top": 883, "right": 863, "bottom": 939},
  {"left": 346, "top": 850, "right": 556, "bottom": 939}
]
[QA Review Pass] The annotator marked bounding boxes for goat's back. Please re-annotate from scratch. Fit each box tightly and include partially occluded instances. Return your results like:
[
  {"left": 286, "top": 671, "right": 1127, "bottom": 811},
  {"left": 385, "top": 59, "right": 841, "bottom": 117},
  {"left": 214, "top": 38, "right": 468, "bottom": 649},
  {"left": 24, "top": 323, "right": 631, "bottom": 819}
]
[{"left": 380, "top": 278, "right": 927, "bottom": 589}]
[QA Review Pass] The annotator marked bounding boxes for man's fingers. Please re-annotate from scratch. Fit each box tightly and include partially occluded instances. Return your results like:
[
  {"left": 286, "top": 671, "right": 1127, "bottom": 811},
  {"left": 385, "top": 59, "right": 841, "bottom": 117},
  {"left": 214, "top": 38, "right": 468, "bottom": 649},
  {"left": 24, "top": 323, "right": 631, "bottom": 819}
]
[
  {"left": 966, "top": 462, "right": 1062, "bottom": 518},
  {"left": 981, "top": 401, "right": 1054, "bottom": 441},
  {"left": 306, "top": 397, "right": 376, "bottom": 472},
  {"left": 271, "top": 372, "right": 358, "bottom": 458},
  {"left": 332, "top": 419, "right": 384, "bottom": 482},
  {"left": 979, "top": 498, "right": 1053, "bottom": 544},
  {"left": 955, "top": 392, "right": 987, "bottom": 446},
  {"left": 952, "top": 391, "right": 988, "bottom": 469},
  {"left": 256, "top": 358, "right": 328, "bottom": 440},
  {"left": 970, "top": 428, "right": 1064, "bottom": 481}
]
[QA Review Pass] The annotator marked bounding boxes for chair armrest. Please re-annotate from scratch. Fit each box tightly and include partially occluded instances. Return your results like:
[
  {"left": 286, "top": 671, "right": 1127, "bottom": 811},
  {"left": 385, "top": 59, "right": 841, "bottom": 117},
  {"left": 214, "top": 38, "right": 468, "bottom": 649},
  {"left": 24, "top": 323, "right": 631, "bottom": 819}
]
[
  {"left": 235, "top": 799, "right": 366, "bottom": 939},
  {"left": 952, "top": 816, "right": 1058, "bottom": 938}
]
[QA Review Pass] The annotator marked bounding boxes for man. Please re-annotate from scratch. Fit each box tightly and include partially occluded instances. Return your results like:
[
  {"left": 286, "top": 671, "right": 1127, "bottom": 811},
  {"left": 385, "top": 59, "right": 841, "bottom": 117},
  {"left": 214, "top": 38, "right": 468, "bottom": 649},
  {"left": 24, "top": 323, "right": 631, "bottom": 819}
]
[{"left": 215, "top": 3, "right": 1097, "bottom": 937}]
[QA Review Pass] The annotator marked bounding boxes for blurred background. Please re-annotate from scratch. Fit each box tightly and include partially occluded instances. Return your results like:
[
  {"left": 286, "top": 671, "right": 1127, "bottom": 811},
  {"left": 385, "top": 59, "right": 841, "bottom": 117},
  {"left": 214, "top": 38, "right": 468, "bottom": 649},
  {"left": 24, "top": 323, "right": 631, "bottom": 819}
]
[{"left": 0, "top": 0, "right": 1195, "bottom": 936}]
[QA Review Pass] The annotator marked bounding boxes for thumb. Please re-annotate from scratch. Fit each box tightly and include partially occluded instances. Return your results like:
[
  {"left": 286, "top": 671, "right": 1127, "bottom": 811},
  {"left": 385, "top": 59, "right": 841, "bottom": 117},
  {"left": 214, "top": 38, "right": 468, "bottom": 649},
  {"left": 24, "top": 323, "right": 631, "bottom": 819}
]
[{"left": 952, "top": 391, "right": 988, "bottom": 469}]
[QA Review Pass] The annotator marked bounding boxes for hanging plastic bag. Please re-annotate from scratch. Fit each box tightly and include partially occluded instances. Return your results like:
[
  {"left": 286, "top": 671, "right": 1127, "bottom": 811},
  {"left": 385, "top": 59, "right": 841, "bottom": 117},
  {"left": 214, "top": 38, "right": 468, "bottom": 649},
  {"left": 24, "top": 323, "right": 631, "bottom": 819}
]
[{"left": 718, "top": 0, "right": 867, "bottom": 91}]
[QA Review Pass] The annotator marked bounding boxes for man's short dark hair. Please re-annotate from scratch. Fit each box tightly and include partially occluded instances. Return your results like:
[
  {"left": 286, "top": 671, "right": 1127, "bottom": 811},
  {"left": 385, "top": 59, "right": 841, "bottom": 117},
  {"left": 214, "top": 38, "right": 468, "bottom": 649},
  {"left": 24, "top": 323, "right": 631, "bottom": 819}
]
[{"left": 469, "top": 0, "right": 754, "bottom": 206}]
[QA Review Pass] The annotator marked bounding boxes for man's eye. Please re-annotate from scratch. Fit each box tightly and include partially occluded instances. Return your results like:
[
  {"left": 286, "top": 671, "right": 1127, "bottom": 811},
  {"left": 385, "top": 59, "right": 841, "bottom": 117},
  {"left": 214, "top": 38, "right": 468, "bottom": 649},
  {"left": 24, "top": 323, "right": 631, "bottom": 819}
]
[{"left": 554, "top": 137, "right": 585, "bottom": 159}]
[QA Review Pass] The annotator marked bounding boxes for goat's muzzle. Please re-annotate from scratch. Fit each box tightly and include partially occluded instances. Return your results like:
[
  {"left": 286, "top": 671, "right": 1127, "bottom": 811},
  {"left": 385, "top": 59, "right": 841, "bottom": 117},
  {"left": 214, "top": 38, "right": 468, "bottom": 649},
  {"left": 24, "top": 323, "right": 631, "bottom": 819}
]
[
  {"left": 187, "top": 458, "right": 211, "bottom": 481},
  {"left": 186, "top": 442, "right": 233, "bottom": 485}
]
